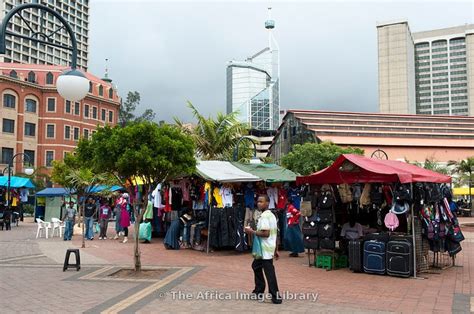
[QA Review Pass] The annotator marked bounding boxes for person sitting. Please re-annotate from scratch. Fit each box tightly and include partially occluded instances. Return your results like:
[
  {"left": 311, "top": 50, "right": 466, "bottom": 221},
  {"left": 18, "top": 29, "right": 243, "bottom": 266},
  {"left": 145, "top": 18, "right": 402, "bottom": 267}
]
[{"left": 340, "top": 214, "right": 363, "bottom": 253}]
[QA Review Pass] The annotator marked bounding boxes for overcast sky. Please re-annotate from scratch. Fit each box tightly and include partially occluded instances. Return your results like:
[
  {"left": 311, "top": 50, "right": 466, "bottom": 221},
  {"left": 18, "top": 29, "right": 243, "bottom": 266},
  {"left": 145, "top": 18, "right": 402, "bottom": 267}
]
[{"left": 88, "top": 0, "right": 474, "bottom": 123}]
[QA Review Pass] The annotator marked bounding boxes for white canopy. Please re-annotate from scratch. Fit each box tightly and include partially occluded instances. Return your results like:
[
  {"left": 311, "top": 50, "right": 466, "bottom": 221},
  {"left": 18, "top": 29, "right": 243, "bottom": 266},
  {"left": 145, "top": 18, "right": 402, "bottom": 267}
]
[{"left": 196, "top": 161, "right": 260, "bottom": 182}]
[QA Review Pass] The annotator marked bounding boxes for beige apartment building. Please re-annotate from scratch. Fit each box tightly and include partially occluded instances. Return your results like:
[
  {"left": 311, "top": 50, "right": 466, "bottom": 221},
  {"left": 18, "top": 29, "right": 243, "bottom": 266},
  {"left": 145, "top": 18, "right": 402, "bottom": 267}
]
[{"left": 377, "top": 20, "right": 474, "bottom": 116}]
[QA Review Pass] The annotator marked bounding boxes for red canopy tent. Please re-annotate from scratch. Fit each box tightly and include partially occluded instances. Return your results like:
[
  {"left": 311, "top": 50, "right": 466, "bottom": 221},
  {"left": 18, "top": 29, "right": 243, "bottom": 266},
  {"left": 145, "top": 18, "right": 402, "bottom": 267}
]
[{"left": 296, "top": 154, "right": 451, "bottom": 185}]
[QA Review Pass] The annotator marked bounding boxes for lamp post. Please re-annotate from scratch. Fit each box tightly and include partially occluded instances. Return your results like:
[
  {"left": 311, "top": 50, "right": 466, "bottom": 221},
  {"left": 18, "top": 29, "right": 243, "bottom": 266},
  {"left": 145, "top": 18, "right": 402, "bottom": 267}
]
[
  {"left": 233, "top": 136, "right": 261, "bottom": 164},
  {"left": 0, "top": 3, "right": 89, "bottom": 101},
  {"left": 5, "top": 153, "right": 34, "bottom": 214}
]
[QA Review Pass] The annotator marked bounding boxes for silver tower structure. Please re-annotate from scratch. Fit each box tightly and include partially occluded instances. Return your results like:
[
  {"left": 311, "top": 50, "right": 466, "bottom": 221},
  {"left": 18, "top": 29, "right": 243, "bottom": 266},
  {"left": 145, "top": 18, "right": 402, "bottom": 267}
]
[{"left": 226, "top": 7, "right": 280, "bottom": 130}]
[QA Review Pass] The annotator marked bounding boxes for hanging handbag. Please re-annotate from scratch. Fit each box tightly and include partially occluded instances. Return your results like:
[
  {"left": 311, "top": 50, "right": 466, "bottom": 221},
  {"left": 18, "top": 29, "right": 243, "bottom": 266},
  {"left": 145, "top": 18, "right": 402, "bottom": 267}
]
[
  {"left": 252, "top": 234, "right": 263, "bottom": 259},
  {"left": 300, "top": 201, "right": 312, "bottom": 217},
  {"left": 302, "top": 221, "right": 318, "bottom": 236}
]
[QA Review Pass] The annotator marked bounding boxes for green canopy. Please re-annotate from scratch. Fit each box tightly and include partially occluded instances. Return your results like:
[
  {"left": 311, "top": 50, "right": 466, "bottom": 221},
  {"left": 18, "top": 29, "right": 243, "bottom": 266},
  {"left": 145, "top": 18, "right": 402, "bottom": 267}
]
[{"left": 231, "top": 162, "right": 297, "bottom": 183}]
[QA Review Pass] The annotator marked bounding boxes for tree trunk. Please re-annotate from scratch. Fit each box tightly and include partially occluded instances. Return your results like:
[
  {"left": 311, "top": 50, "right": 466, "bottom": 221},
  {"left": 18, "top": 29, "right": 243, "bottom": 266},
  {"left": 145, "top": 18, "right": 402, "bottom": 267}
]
[
  {"left": 133, "top": 185, "right": 149, "bottom": 272},
  {"left": 81, "top": 195, "right": 86, "bottom": 249},
  {"left": 469, "top": 171, "right": 472, "bottom": 210}
]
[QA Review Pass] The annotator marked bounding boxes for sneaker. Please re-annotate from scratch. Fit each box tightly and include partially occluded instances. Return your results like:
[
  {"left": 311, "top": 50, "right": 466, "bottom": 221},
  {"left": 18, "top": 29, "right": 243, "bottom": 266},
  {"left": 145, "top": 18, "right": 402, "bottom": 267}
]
[
  {"left": 104, "top": 236, "right": 107, "bottom": 240},
  {"left": 122, "top": 237, "right": 128, "bottom": 243},
  {"left": 99, "top": 237, "right": 103, "bottom": 240},
  {"left": 113, "top": 234, "right": 119, "bottom": 240}
]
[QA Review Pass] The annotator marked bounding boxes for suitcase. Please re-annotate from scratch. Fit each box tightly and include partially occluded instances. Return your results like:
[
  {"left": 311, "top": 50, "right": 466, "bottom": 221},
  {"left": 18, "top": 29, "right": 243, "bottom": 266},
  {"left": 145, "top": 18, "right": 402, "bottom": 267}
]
[
  {"left": 318, "top": 209, "right": 333, "bottom": 223},
  {"left": 386, "top": 240, "right": 412, "bottom": 277},
  {"left": 348, "top": 239, "right": 364, "bottom": 272},
  {"left": 318, "top": 222, "right": 334, "bottom": 238},
  {"left": 389, "top": 233, "right": 413, "bottom": 244},
  {"left": 364, "top": 232, "right": 390, "bottom": 243},
  {"left": 302, "top": 221, "right": 318, "bottom": 236},
  {"left": 304, "top": 236, "right": 319, "bottom": 249},
  {"left": 320, "top": 237, "right": 335, "bottom": 250},
  {"left": 363, "top": 240, "right": 386, "bottom": 275}
]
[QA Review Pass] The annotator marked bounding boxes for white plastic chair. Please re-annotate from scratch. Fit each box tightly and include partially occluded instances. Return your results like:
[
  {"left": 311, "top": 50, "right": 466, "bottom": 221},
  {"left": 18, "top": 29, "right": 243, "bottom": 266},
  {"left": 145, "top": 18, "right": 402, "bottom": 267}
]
[
  {"left": 36, "top": 218, "right": 51, "bottom": 239},
  {"left": 51, "top": 218, "right": 64, "bottom": 238}
]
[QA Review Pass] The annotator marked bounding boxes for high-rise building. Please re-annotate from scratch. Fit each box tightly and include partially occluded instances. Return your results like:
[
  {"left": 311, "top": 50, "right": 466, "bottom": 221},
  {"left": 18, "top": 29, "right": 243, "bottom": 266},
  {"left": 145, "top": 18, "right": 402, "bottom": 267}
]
[
  {"left": 226, "top": 8, "right": 280, "bottom": 130},
  {"left": 377, "top": 20, "right": 474, "bottom": 116},
  {"left": 0, "top": 0, "right": 89, "bottom": 70}
]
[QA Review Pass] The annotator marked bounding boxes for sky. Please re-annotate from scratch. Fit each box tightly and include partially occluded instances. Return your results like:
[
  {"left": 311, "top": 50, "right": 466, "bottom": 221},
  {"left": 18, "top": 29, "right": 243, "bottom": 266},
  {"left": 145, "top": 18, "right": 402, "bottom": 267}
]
[{"left": 88, "top": 0, "right": 474, "bottom": 123}]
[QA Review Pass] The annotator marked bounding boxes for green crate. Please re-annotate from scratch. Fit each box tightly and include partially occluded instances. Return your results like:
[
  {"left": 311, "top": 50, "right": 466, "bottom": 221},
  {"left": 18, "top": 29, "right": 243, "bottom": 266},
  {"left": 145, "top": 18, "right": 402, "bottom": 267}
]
[
  {"left": 335, "top": 255, "right": 348, "bottom": 269},
  {"left": 315, "top": 254, "right": 333, "bottom": 270}
]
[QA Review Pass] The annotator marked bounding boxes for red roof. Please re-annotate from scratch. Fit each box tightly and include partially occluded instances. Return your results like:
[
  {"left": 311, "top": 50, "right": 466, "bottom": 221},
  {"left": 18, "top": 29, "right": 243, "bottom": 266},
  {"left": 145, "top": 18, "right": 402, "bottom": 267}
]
[{"left": 296, "top": 154, "right": 451, "bottom": 185}]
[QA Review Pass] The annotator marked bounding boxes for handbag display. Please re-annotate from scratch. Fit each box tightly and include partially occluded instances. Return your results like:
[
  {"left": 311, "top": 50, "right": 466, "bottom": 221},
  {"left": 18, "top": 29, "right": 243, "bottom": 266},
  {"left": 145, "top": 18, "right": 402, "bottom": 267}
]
[
  {"left": 302, "top": 221, "right": 318, "bottom": 236},
  {"left": 300, "top": 201, "right": 312, "bottom": 217}
]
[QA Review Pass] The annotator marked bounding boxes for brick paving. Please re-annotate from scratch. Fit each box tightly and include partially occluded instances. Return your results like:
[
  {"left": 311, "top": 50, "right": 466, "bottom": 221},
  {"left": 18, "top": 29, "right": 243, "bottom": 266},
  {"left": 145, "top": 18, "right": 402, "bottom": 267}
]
[{"left": 0, "top": 218, "right": 473, "bottom": 313}]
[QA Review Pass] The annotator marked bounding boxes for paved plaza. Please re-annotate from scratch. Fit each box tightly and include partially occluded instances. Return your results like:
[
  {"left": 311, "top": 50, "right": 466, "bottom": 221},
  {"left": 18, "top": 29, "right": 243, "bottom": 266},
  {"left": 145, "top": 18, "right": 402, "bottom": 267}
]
[{"left": 0, "top": 218, "right": 473, "bottom": 313}]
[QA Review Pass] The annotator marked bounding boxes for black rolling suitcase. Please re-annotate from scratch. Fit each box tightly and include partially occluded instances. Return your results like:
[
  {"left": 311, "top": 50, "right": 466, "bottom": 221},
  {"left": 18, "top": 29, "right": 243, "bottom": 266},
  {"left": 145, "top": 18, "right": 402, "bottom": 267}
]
[
  {"left": 386, "top": 240, "right": 412, "bottom": 278},
  {"left": 348, "top": 239, "right": 364, "bottom": 272}
]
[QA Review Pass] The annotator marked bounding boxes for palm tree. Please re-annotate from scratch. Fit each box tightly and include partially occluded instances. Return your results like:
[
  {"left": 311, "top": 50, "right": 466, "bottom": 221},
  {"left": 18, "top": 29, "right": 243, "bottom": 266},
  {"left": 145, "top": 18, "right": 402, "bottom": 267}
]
[
  {"left": 449, "top": 157, "right": 474, "bottom": 208},
  {"left": 175, "top": 101, "right": 250, "bottom": 160}
]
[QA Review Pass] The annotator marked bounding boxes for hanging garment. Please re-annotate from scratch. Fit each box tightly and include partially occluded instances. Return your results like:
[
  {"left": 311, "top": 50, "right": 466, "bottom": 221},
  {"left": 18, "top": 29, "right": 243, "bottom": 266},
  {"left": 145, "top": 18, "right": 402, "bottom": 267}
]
[
  {"left": 204, "top": 182, "right": 212, "bottom": 205},
  {"left": 164, "top": 187, "right": 172, "bottom": 213},
  {"left": 213, "top": 187, "right": 223, "bottom": 208},
  {"left": 276, "top": 187, "right": 288, "bottom": 209},
  {"left": 267, "top": 187, "right": 278, "bottom": 209},
  {"left": 220, "top": 186, "right": 234, "bottom": 207},
  {"left": 180, "top": 180, "right": 190, "bottom": 202},
  {"left": 244, "top": 184, "right": 255, "bottom": 209},
  {"left": 152, "top": 183, "right": 163, "bottom": 208}
]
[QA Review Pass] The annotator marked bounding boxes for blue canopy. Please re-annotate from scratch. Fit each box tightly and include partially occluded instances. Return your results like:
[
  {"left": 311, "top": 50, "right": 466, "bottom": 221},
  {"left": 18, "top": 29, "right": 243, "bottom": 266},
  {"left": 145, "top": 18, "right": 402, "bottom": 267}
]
[
  {"left": 0, "top": 176, "right": 35, "bottom": 188},
  {"left": 85, "top": 185, "right": 125, "bottom": 193},
  {"left": 36, "top": 187, "right": 75, "bottom": 197}
]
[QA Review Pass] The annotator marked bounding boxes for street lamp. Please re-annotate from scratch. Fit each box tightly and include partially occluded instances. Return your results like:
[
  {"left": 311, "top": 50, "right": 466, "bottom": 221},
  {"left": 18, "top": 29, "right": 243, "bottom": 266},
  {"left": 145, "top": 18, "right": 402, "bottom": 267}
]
[
  {"left": 0, "top": 3, "right": 89, "bottom": 101},
  {"left": 5, "top": 152, "right": 33, "bottom": 213},
  {"left": 233, "top": 136, "right": 262, "bottom": 164}
]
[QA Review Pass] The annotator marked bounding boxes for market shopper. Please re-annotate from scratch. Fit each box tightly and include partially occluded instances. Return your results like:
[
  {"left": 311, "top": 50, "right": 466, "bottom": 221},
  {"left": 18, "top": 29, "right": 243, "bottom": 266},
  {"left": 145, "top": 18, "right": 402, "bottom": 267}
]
[
  {"left": 284, "top": 199, "right": 304, "bottom": 257},
  {"left": 120, "top": 200, "right": 131, "bottom": 243},
  {"left": 62, "top": 201, "right": 77, "bottom": 241},
  {"left": 244, "top": 195, "right": 282, "bottom": 304},
  {"left": 99, "top": 200, "right": 111, "bottom": 240},
  {"left": 83, "top": 198, "right": 97, "bottom": 240}
]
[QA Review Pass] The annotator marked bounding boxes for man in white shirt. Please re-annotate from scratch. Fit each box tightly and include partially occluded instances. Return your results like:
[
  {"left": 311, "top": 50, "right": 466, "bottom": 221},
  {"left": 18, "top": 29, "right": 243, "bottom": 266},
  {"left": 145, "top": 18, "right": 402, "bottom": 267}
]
[{"left": 245, "top": 195, "right": 282, "bottom": 304}]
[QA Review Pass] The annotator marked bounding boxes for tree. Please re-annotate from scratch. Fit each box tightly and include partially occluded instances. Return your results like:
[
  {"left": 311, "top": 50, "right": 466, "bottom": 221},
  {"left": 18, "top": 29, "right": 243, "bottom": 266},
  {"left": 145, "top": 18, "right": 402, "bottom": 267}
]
[
  {"left": 175, "top": 101, "right": 250, "bottom": 160},
  {"left": 281, "top": 141, "right": 364, "bottom": 175},
  {"left": 448, "top": 157, "right": 474, "bottom": 208},
  {"left": 76, "top": 122, "right": 196, "bottom": 271},
  {"left": 118, "top": 91, "right": 156, "bottom": 127},
  {"left": 410, "top": 157, "right": 450, "bottom": 175},
  {"left": 16, "top": 166, "right": 50, "bottom": 191},
  {"left": 51, "top": 154, "right": 113, "bottom": 248}
]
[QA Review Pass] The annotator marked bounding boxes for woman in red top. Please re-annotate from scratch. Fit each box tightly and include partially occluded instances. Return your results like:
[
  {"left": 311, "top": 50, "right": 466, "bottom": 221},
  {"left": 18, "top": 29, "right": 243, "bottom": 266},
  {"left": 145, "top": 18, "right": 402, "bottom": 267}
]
[{"left": 284, "top": 199, "right": 305, "bottom": 257}]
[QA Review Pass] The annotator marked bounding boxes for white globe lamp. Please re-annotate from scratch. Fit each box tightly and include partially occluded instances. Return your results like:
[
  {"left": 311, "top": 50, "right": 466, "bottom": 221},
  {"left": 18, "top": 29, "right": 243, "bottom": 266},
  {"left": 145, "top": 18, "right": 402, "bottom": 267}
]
[
  {"left": 56, "top": 69, "right": 89, "bottom": 101},
  {"left": 24, "top": 168, "right": 34, "bottom": 175}
]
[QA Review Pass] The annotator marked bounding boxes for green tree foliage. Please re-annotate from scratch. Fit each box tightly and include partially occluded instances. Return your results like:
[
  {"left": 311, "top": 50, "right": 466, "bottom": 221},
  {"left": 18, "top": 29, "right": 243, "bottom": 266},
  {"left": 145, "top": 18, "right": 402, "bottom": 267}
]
[
  {"left": 76, "top": 122, "right": 196, "bottom": 271},
  {"left": 175, "top": 101, "right": 251, "bottom": 160},
  {"left": 411, "top": 157, "right": 449, "bottom": 175},
  {"left": 281, "top": 141, "right": 364, "bottom": 175},
  {"left": 118, "top": 91, "right": 156, "bottom": 127},
  {"left": 448, "top": 157, "right": 474, "bottom": 207}
]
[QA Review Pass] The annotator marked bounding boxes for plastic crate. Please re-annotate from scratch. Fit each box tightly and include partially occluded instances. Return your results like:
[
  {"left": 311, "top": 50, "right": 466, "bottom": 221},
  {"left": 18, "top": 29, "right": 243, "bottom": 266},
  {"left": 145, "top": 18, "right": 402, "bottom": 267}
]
[
  {"left": 335, "top": 255, "right": 348, "bottom": 269},
  {"left": 315, "top": 254, "right": 333, "bottom": 270}
]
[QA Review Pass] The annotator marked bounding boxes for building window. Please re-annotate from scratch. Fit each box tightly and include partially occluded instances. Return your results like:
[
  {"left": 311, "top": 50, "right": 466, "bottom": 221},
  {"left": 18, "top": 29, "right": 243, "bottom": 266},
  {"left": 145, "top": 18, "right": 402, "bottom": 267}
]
[
  {"left": 64, "top": 125, "right": 71, "bottom": 140},
  {"left": 27, "top": 71, "right": 36, "bottom": 83},
  {"left": 25, "top": 99, "right": 37, "bottom": 113},
  {"left": 84, "top": 104, "right": 90, "bottom": 118},
  {"left": 46, "top": 72, "right": 54, "bottom": 84},
  {"left": 98, "top": 85, "right": 103, "bottom": 96},
  {"left": 89, "top": 81, "right": 93, "bottom": 93},
  {"left": 74, "top": 102, "right": 80, "bottom": 115},
  {"left": 101, "top": 109, "right": 106, "bottom": 121},
  {"left": 108, "top": 111, "right": 113, "bottom": 123},
  {"left": 24, "top": 150, "right": 35, "bottom": 166},
  {"left": 73, "top": 127, "right": 79, "bottom": 141},
  {"left": 24, "top": 122, "right": 36, "bottom": 136},
  {"left": 65, "top": 100, "right": 71, "bottom": 113},
  {"left": 46, "top": 124, "right": 55, "bottom": 138},
  {"left": 45, "top": 151, "right": 54, "bottom": 167},
  {"left": 84, "top": 129, "right": 89, "bottom": 140},
  {"left": 92, "top": 106, "right": 97, "bottom": 119},
  {"left": 47, "top": 98, "right": 56, "bottom": 112},
  {"left": 2, "top": 119, "right": 15, "bottom": 133},
  {"left": 3, "top": 93, "right": 16, "bottom": 109},
  {"left": 108, "top": 88, "right": 113, "bottom": 99},
  {"left": 9, "top": 70, "right": 17, "bottom": 78},
  {"left": 1, "top": 147, "right": 14, "bottom": 164}
]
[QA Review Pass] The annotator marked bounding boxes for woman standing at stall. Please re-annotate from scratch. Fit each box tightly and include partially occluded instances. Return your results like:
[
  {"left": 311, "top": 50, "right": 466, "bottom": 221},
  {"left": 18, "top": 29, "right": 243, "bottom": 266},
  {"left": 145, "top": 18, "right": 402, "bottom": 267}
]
[{"left": 284, "top": 198, "right": 304, "bottom": 257}]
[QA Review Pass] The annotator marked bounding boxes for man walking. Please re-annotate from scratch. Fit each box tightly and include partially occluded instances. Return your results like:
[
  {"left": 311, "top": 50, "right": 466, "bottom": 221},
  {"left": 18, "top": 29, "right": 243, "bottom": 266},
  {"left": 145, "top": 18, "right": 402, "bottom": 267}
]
[
  {"left": 63, "top": 201, "right": 76, "bottom": 241},
  {"left": 245, "top": 195, "right": 282, "bottom": 304},
  {"left": 84, "top": 198, "right": 97, "bottom": 240}
]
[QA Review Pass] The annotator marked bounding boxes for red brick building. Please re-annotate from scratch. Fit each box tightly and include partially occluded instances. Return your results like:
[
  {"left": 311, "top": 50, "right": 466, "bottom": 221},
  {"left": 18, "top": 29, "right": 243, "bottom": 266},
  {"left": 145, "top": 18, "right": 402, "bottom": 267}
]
[{"left": 0, "top": 63, "right": 120, "bottom": 174}]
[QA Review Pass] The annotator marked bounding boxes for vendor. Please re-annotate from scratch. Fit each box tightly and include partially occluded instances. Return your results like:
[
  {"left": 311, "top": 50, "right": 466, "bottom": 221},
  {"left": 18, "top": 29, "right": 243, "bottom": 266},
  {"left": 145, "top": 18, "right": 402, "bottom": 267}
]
[{"left": 341, "top": 215, "right": 364, "bottom": 241}]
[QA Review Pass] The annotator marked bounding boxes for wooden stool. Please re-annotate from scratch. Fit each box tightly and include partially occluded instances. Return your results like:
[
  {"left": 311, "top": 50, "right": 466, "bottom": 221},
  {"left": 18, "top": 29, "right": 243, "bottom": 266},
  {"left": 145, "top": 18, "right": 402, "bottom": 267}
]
[{"left": 63, "top": 249, "right": 81, "bottom": 271}]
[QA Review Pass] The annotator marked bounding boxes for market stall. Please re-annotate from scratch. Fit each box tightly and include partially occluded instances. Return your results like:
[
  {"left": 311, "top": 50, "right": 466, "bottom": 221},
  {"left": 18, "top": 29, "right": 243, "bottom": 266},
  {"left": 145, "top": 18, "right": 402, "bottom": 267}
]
[
  {"left": 35, "top": 187, "right": 76, "bottom": 221},
  {"left": 296, "top": 154, "right": 459, "bottom": 278}
]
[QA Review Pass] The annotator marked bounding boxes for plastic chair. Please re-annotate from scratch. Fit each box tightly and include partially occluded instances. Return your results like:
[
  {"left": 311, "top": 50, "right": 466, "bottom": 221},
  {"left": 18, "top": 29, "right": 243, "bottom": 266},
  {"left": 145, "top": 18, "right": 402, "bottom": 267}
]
[
  {"left": 51, "top": 218, "right": 64, "bottom": 238},
  {"left": 36, "top": 218, "right": 51, "bottom": 239}
]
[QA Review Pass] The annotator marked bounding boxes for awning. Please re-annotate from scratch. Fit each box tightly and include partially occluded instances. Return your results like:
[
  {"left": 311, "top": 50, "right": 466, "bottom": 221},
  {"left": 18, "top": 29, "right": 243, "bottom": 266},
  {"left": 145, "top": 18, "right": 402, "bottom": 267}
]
[
  {"left": 0, "top": 176, "right": 35, "bottom": 188},
  {"left": 453, "top": 187, "right": 474, "bottom": 196},
  {"left": 86, "top": 185, "right": 125, "bottom": 193},
  {"left": 36, "top": 187, "right": 75, "bottom": 197},
  {"left": 196, "top": 161, "right": 260, "bottom": 182},
  {"left": 231, "top": 162, "right": 297, "bottom": 182},
  {"left": 297, "top": 154, "right": 451, "bottom": 185}
]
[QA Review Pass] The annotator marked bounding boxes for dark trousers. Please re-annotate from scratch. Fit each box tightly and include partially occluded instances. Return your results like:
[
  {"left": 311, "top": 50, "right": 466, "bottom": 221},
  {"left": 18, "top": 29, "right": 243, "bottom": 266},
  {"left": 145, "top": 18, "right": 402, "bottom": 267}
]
[
  {"left": 252, "top": 259, "right": 280, "bottom": 299},
  {"left": 99, "top": 219, "right": 109, "bottom": 238}
]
